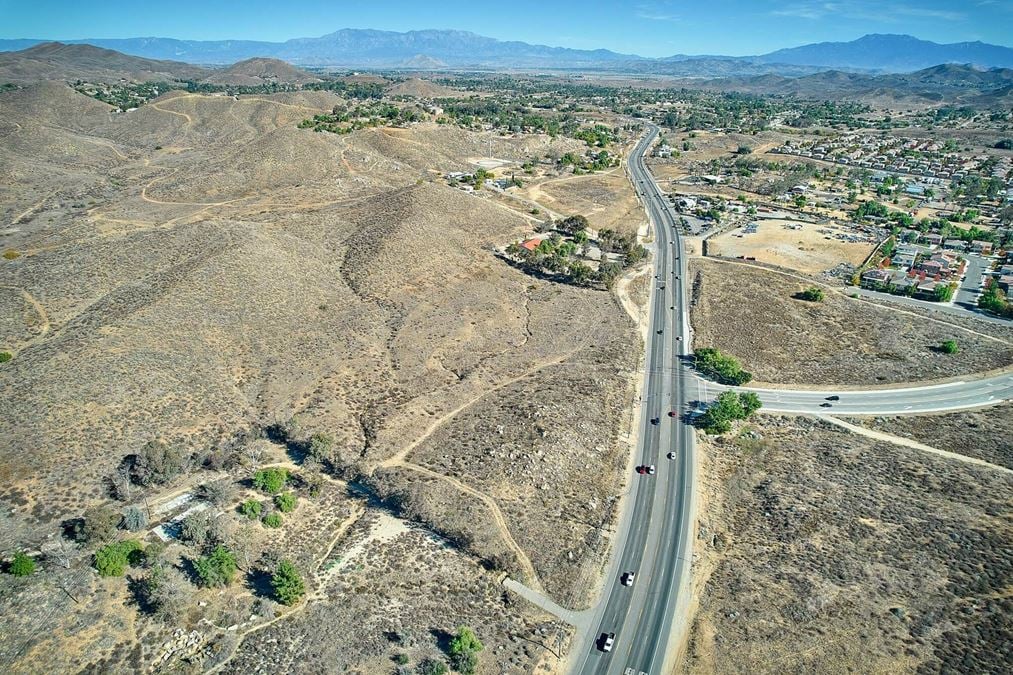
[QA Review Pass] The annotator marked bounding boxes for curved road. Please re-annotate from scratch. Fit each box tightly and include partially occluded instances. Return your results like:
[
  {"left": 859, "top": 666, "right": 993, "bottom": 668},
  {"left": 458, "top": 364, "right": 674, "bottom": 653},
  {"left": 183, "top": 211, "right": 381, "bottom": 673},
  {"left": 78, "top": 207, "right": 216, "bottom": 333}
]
[
  {"left": 699, "top": 373, "right": 1013, "bottom": 415},
  {"left": 573, "top": 124, "right": 695, "bottom": 675}
]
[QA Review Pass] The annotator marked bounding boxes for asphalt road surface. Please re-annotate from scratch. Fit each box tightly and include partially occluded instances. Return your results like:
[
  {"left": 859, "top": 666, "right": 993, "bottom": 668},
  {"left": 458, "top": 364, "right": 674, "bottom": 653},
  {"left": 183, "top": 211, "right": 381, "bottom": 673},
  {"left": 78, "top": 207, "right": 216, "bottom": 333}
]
[
  {"left": 697, "top": 372, "right": 1013, "bottom": 415},
  {"left": 573, "top": 124, "right": 696, "bottom": 675}
]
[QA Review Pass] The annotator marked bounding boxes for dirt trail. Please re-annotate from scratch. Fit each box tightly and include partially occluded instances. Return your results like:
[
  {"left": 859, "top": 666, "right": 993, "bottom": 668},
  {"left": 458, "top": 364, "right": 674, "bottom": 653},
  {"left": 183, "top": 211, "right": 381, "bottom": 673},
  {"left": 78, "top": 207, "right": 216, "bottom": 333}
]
[
  {"left": 149, "top": 99, "right": 193, "bottom": 124},
  {"left": 7, "top": 192, "right": 53, "bottom": 228},
  {"left": 1, "top": 285, "right": 51, "bottom": 343},
  {"left": 822, "top": 415, "right": 1013, "bottom": 474},
  {"left": 394, "top": 460, "right": 542, "bottom": 590}
]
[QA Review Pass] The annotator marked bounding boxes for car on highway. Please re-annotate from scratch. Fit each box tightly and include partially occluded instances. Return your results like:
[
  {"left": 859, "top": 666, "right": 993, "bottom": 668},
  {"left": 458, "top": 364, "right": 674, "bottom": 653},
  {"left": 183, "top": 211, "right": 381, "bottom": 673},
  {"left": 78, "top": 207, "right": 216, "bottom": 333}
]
[
  {"left": 656, "top": 328, "right": 663, "bottom": 334},
  {"left": 598, "top": 632, "right": 615, "bottom": 652},
  {"left": 825, "top": 395, "right": 840, "bottom": 401},
  {"left": 650, "top": 417, "right": 660, "bottom": 425},
  {"left": 675, "top": 336, "right": 682, "bottom": 341},
  {"left": 621, "top": 571, "right": 636, "bottom": 587},
  {"left": 667, "top": 451, "right": 676, "bottom": 460},
  {"left": 667, "top": 410, "right": 677, "bottom": 417},
  {"left": 635, "top": 464, "right": 656, "bottom": 475},
  {"left": 819, "top": 402, "right": 833, "bottom": 408}
]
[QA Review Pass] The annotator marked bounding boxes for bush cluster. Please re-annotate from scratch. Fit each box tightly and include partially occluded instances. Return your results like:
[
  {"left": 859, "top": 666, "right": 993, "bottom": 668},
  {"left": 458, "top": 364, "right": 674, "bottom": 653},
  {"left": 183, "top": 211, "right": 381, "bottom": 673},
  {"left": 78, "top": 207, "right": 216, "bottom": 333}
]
[{"left": 694, "top": 348, "right": 753, "bottom": 385}]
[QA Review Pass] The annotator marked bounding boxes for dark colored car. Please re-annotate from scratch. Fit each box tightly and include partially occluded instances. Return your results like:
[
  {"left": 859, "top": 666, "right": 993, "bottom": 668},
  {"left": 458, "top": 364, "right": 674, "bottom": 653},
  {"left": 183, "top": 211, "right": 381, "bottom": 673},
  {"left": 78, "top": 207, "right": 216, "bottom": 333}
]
[
  {"left": 825, "top": 395, "right": 840, "bottom": 401},
  {"left": 651, "top": 417, "right": 660, "bottom": 425},
  {"left": 667, "top": 411, "right": 678, "bottom": 417},
  {"left": 819, "top": 402, "right": 833, "bottom": 408}
]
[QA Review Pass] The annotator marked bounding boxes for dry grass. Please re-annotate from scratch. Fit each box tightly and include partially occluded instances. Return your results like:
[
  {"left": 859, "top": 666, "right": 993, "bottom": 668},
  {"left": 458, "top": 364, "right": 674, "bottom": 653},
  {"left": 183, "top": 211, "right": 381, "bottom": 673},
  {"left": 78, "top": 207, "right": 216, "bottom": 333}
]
[
  {"left": 688, "top": 258, "right": 1013, "bottom": 385},
  {"left": 847, "top": 402, "right": 1013, "bottom": 470},
  {"left": 683, "top": 415, "right": 1012, "bottom": 674},
  {"left": 517, "top": 169, "right": 645, "bottom": 235},
  {"left": 0, "top": 83, "right": 640, "bottom": 672}
]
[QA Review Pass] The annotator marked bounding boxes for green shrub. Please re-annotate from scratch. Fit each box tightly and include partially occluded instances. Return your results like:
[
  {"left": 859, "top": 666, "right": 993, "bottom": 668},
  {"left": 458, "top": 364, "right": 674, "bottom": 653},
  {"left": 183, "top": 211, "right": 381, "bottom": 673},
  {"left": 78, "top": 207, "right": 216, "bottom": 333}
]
[
  {"left": 416, "top": 658, "right": 448, "bottom": 675},
  {"left": 448, "top": 626, "right": 483, "bottom": 674},
  {"left": 395, "top": 653, "right": 410, "bottom": 665},
  {"left": 193, "top": 545, "right": 237, "bottom": 587},
  {"left": 0, "top": 351, "right": 12, "bottom": 363},
  {"left": 797, "top": 286, "right": 825, "bottom": 302},
  {"left": 271, "top": 559, "right": 305, "bottom": 605},
  {"left": 2, "top": 249, "right": 20, "bottom": 260},
  {"left": 262, "top": 512, "right": 283, "bottom": 529},
  {"left": 94, "top": 540, "right": 143, "bottom": 576},
  {"left": 940, "top": 339, "right": 959, "bottom": 354},
  {"left": 698, "top": 391, "right": 763, "bottom": 435},
  {"left": 693, "top": 348, "right": 752, "bottom": 385},
  {"left": 9, "top": 551, "right": 36, "bottom": 577},
  {"left": 239, "top": 499, "right": 262, "bottom": 520},
  {"left": 253, "top": 467, "right": 289, "bottom": 494},
  {"left": 274, "top": 492, "right": 297, "bottom": 513}
]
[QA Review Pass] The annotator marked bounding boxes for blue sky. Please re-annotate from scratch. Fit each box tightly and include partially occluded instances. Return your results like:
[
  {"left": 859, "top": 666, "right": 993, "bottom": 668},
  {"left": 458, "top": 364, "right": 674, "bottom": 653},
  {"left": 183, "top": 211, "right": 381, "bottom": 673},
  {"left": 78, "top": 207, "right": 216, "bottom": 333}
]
[{"left": 1, "top": 0, "right": 1009, "bottom": 56}]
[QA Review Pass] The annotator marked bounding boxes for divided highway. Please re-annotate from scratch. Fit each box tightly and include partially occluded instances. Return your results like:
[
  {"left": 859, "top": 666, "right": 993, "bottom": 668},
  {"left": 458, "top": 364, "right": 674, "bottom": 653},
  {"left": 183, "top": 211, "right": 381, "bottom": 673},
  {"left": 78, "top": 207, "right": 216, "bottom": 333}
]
[{"left": 573, "top": 124, "right": 695, "bottom": 675}]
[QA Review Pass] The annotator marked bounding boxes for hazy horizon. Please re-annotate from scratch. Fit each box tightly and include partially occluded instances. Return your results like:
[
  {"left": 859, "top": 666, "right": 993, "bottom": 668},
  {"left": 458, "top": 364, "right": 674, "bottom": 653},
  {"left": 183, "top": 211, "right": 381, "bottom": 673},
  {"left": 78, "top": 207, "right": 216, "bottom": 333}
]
[{"left": 2, "top": 0, "right": 1010, "bottom": 57}]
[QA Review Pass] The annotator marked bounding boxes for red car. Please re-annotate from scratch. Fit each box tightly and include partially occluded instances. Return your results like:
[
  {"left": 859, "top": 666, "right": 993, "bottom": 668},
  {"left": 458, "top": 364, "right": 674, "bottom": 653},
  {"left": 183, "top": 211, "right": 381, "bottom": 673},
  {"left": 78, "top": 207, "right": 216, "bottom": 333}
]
[{"left": 636, "top": 465, "right": 656, "bottom": 475}]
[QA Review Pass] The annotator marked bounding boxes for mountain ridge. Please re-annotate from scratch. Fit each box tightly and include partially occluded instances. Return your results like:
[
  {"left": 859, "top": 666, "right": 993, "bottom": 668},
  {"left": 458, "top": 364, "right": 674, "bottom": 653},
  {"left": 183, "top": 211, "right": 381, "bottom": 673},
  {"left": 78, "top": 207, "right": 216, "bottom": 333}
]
[{"left": 0, "top": 31, "right": 1011, "bottom": 75}]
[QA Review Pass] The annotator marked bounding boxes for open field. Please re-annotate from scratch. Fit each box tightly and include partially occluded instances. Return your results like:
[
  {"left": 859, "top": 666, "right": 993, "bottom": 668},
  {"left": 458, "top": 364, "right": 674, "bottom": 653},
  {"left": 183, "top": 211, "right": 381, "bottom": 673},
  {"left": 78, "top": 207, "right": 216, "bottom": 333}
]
[
  {"left": 706, "top": 218, "right": 875, "bottom": 275},
  {"left": 682, "top": 415, "right": 1012, "bottom": 674},
  {"left": 517, "top": 169, "right": 646, "bottom": 235},
  {"left": 688, "top": 258, "right": 1013, "bottom": 385},
  {"left": 0, "top": 82, "right": 640, "bottom": 672},
  {"left": 847, "top": 402, "right": 1013, "bottom": 470}
]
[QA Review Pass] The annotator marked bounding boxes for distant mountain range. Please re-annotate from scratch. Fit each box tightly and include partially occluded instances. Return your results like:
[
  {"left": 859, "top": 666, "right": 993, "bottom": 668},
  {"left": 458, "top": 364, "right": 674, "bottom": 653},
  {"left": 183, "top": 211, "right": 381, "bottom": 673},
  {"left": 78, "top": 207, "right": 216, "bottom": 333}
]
[{"left": 1, "top": 30, "right": 1012, "bottom": 75}]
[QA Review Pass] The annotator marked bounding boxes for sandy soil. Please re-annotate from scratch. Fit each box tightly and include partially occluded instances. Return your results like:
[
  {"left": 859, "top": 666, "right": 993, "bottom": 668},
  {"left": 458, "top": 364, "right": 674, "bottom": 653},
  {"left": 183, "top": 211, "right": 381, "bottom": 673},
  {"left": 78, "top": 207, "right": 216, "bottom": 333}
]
[{"left": 707, "top": 219, "right": 875, "bottom": 275}]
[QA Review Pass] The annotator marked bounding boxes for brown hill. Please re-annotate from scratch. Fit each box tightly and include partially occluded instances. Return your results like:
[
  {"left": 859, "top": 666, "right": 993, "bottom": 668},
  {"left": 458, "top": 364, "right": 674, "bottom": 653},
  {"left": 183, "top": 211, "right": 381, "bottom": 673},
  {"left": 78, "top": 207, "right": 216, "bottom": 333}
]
[
  {"left": 386, "top": 77, "right": 461, "bottom": 98},
  {"left": 201, "top": 57, "right": 321, "bottom": 86},
  {"left": 0, "top": 41, "right": 208, "bottom": 83}
]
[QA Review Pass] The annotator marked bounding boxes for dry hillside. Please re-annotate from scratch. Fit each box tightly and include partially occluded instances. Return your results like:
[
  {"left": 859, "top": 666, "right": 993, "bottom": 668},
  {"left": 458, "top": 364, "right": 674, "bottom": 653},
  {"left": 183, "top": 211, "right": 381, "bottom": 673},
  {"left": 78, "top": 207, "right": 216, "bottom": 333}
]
[
  {"left": 202, "top": 57, "right": 321, "bottom": 86},
  {"left": 0, "top": 42, "right": 209, "bottom": 83},
  {"left": 0, "top": 83, "right": 640, "bottom": 672}
]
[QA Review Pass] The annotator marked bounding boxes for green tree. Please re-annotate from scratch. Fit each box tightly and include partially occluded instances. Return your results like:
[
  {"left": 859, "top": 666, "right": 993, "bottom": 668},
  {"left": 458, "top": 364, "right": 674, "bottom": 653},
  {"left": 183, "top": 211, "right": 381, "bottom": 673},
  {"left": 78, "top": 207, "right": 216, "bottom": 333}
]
[
  {"left": 9, "top": 551, "right": 36, "bottom": 577},
  {"left": 274, "top": 492, "right": 297, "bottom": 513},
  {"left": 0, "top": 351, "right": 12, "bottom": 363},
  {"left": 121, "top": 505, "right": 147, "bottom": 532},
  {"left": 94, "top": 540, "right": 143, "bottom": 577},
  {"left": 271, "top": 559, "right": 305, "bottom": 605},
  {"left": 193, "top": 545, "right": 237, "bottom": 587},
  {"left": 940, "top": 340, "right": 959, "bottom": 354},
  {"left": 693, "top": 348, "right": 752, "bottom": 386},
  {"left": 448, "top": 626, "right": 483, "bottom": 674},
  {"left": 132, "top": 440, "right": 188, "bottom": 486},
  {"left": 307, "top": 433, "right": 335, "bottom": 462},
  {"left": 739, "top": 392, "right": 763, "bottom": 416},
  {"left": 253, "top": 467, "right": 290, "bottom": 494},
  {"left": 239, "top": 499, "right": 263, "bottom": 520}
]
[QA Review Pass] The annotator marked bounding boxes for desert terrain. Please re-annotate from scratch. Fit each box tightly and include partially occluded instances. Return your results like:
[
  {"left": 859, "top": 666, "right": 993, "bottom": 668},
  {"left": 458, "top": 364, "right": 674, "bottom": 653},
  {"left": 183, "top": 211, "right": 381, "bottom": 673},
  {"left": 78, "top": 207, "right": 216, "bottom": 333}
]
[
  {"left": 688, "top": 258, "right": 1013, "bottom": 385},
  {"left": 682, "top": 415, "right": 1012, "bottom": 674},
  {"left": 0, "top": 80, "right": 641, "bottom": 673}
]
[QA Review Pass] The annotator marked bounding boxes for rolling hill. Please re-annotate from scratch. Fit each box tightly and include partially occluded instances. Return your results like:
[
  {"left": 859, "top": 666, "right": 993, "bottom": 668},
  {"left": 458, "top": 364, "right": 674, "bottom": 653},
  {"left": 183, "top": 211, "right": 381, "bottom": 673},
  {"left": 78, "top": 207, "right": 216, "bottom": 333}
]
[{"left": 0, "top": 41, "right": 208, "bottom": 83}]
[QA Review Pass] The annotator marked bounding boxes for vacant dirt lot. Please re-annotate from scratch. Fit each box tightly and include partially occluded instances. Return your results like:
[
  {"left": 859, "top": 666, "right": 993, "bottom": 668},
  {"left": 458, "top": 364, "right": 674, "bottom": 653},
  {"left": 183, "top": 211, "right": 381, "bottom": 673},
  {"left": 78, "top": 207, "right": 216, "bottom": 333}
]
[
  {"left": 707, "top": 219, "right": 874, "bottom": 275},
  {"left": 518, "top": 168, "right": 645, "bottom": 235},
  {"left": 848, "top": 402, "right": 1013, "bottom": 470},
  {"left": 689, "top": 258, "right": 1013, "bottom": 385},
  {"left": 683, "top": 416, "right": 1012, "bottom": 674}
]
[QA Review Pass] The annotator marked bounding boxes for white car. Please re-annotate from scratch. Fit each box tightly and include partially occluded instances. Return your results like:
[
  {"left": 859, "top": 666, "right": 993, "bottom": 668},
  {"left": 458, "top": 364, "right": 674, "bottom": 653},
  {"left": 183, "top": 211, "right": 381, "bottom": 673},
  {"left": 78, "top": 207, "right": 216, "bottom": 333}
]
[
  {"left": 599, "top": 632, "right": 616, "bottom": 652},
  {"left": 621, "top": 571, "right": 636, "bottom": 587}
]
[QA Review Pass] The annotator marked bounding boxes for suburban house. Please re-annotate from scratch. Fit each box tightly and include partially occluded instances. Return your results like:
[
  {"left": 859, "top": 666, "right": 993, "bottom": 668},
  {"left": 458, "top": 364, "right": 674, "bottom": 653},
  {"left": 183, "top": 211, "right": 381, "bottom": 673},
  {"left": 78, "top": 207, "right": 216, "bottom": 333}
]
[
  {"left": 944, "top": 239, "right": 967, "bottom": 251},
  {"left": 922, "top": 233, "right": 943, "bottom": 246},
  {"left": 970, "top": 240, "right": 993, "bottom": 255},
  {"left": 999, "top": 275, "right": 1013, "bottom": 293}
]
